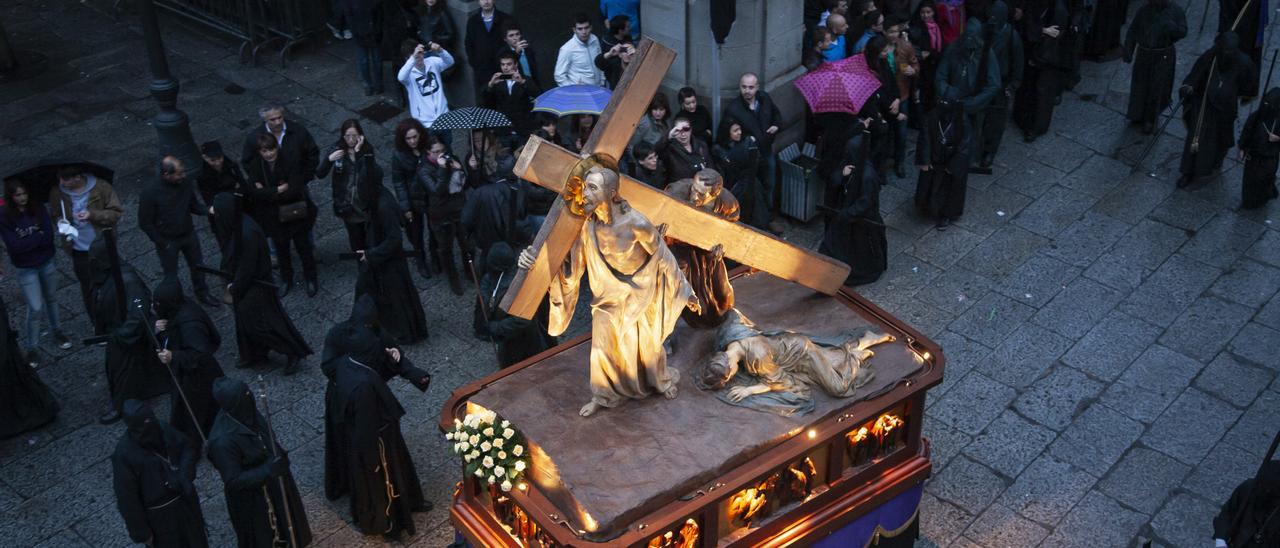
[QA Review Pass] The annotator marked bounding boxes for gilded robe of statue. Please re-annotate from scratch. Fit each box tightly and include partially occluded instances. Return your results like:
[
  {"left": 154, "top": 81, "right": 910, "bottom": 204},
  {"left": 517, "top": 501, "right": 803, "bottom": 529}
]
[{"left": 547, "top": 203, "right": 693, "bottom": 411}]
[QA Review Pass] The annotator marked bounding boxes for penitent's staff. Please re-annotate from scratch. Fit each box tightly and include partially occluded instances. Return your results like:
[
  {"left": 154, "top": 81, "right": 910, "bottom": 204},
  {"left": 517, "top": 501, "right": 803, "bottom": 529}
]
[
  {"left": 141, "top": 298, "right": 206, "bottom": 446},
  {"left": 467, "top": 258, "right": 503, "bottom": 365},
  {"left": 256, "top": 376, "right": 299, "bottom": 548},
  {"left": 1130, "top": 94, "right": 1189, "bottom": 177},
  {"left": 191, "top": 264, "right": 279, "bottom": 290}
]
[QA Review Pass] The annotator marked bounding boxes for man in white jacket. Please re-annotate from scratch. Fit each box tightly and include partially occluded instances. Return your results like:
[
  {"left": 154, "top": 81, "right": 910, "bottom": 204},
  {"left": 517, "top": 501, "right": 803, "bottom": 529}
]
[
  {"left": 553, "top": 13, "right": 605, "bottom": 87},
  {"left": 398, "top": 42, "right": 454, "bottom": 129}
]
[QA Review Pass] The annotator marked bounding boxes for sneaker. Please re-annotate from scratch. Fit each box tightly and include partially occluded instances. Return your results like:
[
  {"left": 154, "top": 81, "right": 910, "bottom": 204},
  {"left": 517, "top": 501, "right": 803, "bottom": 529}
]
[
  {"left": 326, "top": 23, "right": 342, "bottom": 40},
  {"left": 53, "top": 331, "right": 72, "bottom": 350},
  {"left": 342, "top": 30, "right": 353, "bottom": 40},
  {"left": 26, "top": 350, "right": 41, "bottom": 368}
]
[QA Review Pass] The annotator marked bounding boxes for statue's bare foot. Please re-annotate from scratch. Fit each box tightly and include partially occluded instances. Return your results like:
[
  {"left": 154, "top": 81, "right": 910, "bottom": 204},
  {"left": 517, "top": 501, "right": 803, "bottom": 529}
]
[
  {"left": 662, "top": 385, "right": 679, "bottom": 399},
  {"left": 579, "top": 401, "right": 602, "bottom": 417}
]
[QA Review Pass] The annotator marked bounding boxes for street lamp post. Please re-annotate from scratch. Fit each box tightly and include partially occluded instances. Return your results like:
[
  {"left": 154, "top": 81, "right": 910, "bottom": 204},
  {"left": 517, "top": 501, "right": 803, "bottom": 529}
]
[{"left": 138, "top": 0, "right": 202, "bottom": 178}]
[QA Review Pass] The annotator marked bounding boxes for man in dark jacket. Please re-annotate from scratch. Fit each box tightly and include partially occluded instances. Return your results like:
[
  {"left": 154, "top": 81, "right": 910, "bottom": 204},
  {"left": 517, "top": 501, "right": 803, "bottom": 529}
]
[
  {"left": 500, "top": 22, "right": 541, "bottom": 89},
  {"left": 197, "top": 141, "right": 245, "bottom": 241},
  {"left": 153, "top": 276, "right": 224, "bottom": 454},
  {"left": 973, "top": 2, "right": 1022, "bottom": 168},
  {"left": 140, "top": 156, "right": 218, "bottom": 307},
  {"left": 206, "top": 377, "right": 312, "bottom": 548},
  {"left": 483, "top": 51, "right": 541, "bottom": 143},
  {"left": 720, "top": 72, "right": 786, "bottom": 234},
  {"left": 465, "top": 0, "right": 512, "bottom": 92},
  {"left": 111, "top": 399, "right": 207, "bottom": 548},
  {"left": 241, "top": 106, "right": 319, "bottom": 185}
]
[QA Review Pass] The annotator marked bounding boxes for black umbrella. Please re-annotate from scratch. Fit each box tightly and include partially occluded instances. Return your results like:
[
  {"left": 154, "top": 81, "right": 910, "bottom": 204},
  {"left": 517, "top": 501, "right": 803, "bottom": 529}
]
[
  {"left": 3, "top": 159, "right": 114, "bottom": 203},
  {"left": 429, "top": 107, "right": 512, "bottom": 131}
]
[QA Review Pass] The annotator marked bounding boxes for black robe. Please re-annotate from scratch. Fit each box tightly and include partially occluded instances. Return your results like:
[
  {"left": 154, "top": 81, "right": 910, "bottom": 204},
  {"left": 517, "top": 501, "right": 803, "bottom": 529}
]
[
  {"left": 332, "top": 353, "right": 428, "bottom": 537},
  {"left": 112, "top": 403, "right": 207, "bottom": 548},
  {"left": 321, "top": 300, "right": 430, "bottom": 502},
  {"left": 821, "top": 133, "right": 888, "bottom": 286},
  {"left": 157, "top": 299, "right": 225, "bottom": 453},
  {"left": 1181, "top": 34, "right": 1257, "bottom": 179},
  {"left": 1083, "top": 0, "right": 1128, "bottom": 57},
  {"left": 206, "top": 380, "right": 312, "bottom": 548},
  {"left": 1014, "top": 0, "right": 1072, "bottom": 137},
  {"left": 1219, "top": 0, "right": 1264, "bottom": 97},
  {"left": 1124, "top": 0, "right": 1188, "bottom": 125},
  {"left": 1239, "top": 89, "right": 1280, "bottom": 208},
  {"left": 977, "top": 2, "right": 1025, "bottom": 159},
  {"left": 356, "top": 187, "right": 428, "bottom": 345},
  {"left": 916, "top": 104, "right": 971, "bottom": 219},
  {"left": 1213, "top": 471, "right": 1280, "bottom": 547},
  {"left": 0, "top": 296, "right": 58, "bottom": 439},
  {"left": 95, "top": 268, "right": 169, "bottom": 411},
  {"left": 225, "top": 213, "right": 313, "bottom": 364}
]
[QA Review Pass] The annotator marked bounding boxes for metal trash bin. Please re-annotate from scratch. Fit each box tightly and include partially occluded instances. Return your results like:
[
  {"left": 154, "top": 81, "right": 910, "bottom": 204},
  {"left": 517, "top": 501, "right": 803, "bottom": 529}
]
[{"left": 779, "top": 142, "right": 824, "bottom": 222}]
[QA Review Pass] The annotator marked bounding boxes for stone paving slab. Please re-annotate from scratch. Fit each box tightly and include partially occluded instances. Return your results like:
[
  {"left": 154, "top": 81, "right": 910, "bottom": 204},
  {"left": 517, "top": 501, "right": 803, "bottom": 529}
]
[{"left": 1, "top": 0, "right": 1279, "bottom": 547}]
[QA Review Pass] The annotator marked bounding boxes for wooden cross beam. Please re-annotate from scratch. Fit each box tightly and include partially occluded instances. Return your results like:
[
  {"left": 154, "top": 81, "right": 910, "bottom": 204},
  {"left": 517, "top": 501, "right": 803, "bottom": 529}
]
[{"left": 500, "top": 39, "right": 851, "bottom": 319}]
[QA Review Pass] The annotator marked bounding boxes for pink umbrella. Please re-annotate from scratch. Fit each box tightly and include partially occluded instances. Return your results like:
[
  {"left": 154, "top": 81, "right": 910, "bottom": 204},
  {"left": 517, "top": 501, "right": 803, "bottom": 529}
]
[{"left": 793, "top": 55, "right": 882, "bottom": 115}]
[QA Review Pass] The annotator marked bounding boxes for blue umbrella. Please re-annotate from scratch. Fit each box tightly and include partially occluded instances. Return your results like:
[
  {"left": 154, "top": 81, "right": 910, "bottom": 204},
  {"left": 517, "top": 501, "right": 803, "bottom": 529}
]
[{"left": 532, "top": 85, "right": 612, "bottom": 116}]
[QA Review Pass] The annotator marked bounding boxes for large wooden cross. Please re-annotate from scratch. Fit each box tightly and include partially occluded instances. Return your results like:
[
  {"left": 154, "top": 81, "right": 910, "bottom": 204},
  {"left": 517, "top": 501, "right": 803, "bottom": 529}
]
[{"left": 501, "top": 39, "right": 851, "bottom": 319}]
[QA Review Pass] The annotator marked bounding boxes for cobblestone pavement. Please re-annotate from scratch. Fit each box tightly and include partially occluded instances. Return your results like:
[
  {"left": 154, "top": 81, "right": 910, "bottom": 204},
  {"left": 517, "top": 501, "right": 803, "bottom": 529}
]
[{"left": 1, "top": 1, "right": 1278, "bottom": 547}]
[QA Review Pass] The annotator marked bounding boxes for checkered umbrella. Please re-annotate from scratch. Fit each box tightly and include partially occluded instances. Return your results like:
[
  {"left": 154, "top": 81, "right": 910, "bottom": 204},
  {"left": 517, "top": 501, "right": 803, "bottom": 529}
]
[
  {"left": 430, "top": 107, "right": 512, "bottom": 130},
  {"left": 532, "top": 85, "right": 613, "bottom": 116},
  {"left": 793, "top": 55, "right": 882, "bottom": 115}
]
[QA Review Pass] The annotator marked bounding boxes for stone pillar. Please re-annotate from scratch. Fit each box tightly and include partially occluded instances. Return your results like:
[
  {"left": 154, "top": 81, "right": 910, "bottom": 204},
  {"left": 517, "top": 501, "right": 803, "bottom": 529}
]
[{"left": 642, "top": 0, "right": 807, "bottom": 153}]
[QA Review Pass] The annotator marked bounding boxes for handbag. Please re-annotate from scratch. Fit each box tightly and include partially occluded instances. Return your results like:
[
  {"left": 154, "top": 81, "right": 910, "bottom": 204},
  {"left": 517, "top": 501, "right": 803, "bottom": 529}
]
[{"left": 278, "top": 201, "right": 309, "bottom": 224}]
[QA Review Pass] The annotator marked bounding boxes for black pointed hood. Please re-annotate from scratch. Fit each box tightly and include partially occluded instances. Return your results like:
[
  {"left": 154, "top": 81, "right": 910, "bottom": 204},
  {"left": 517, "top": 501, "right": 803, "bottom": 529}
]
[
  {"left": 123, "top": 399, "right": 165, "bottom": 452},
  {"left": 213, "top": 377, "right": 258, "bottom": 428}
]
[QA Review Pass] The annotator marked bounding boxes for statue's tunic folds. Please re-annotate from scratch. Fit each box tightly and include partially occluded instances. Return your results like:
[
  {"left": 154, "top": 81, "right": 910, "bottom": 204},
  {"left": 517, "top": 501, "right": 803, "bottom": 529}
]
[{"left": 547, "top": 210, "right": 692, "bottom": 409}]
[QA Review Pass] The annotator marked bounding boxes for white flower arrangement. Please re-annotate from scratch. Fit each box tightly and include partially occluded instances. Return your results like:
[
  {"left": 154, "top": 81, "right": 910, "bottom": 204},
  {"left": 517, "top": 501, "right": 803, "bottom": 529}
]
[{"left": 448, "top": 410, "right": 528, "bottom": 492}]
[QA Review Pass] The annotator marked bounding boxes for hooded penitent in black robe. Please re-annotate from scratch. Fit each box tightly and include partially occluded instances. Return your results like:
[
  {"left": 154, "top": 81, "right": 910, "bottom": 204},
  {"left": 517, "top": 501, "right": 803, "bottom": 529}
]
[
  {"left": 1180, "top": 33, "right": 1257, "bottom": 184},
  {"left": 91, "top": 241, "right": 169, "bottom": 411},
  {"left": 206, "top": 378, "right": 312, "bottom": 548},
  {"left": 111, "top": 400, "right": 208, "bottom": 548},
  {"left": 1123, "top": 0, "right": 1188, "bottom": 129},
  {"left": 975, "top": 2, "right": 1024, "bottom": 166},
  {"left": 1083, "top": 0, "right": 1128, "bottom": 58},
  {"left": 0, "top": 296, "right": 58, "bottom": 438},
  {"left": 1213, "top": 460, "right": 1280, "bottom": 547},
  {"left": 211, "top": 193, "right": 313, "bottom": 369},
  {"left": 153, "top": 277, "right": 224, "bottom": 453},
  {"left": 1239, "top": 88, "right": 1280, "bottom": 209},
  {"left": 1014, "top": 0, "right": 1072, "bottom": 139},
  {"left": 916, "top": 96, "right": 971, "bottom": 222},
  {"left": 481, "top": 243, "right": 557, "bottom": 367},
  {"left": 821, "top": 131, "right": 888, "bottom": 286},
  {"left": 355, "top": 181, "right": 428, "bottom": 345},
  {"left": 937, "top": 17, "right": 1001, "bottom": 158},
  {"left": 330, "top": 328, "right": 431, "bottom": 539},
  {"left": 1219, "top": 0, "right": 1264, "bottom": 97},
  {"left": 320, "top": 294, "right": 380, "bottom": 501}
]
